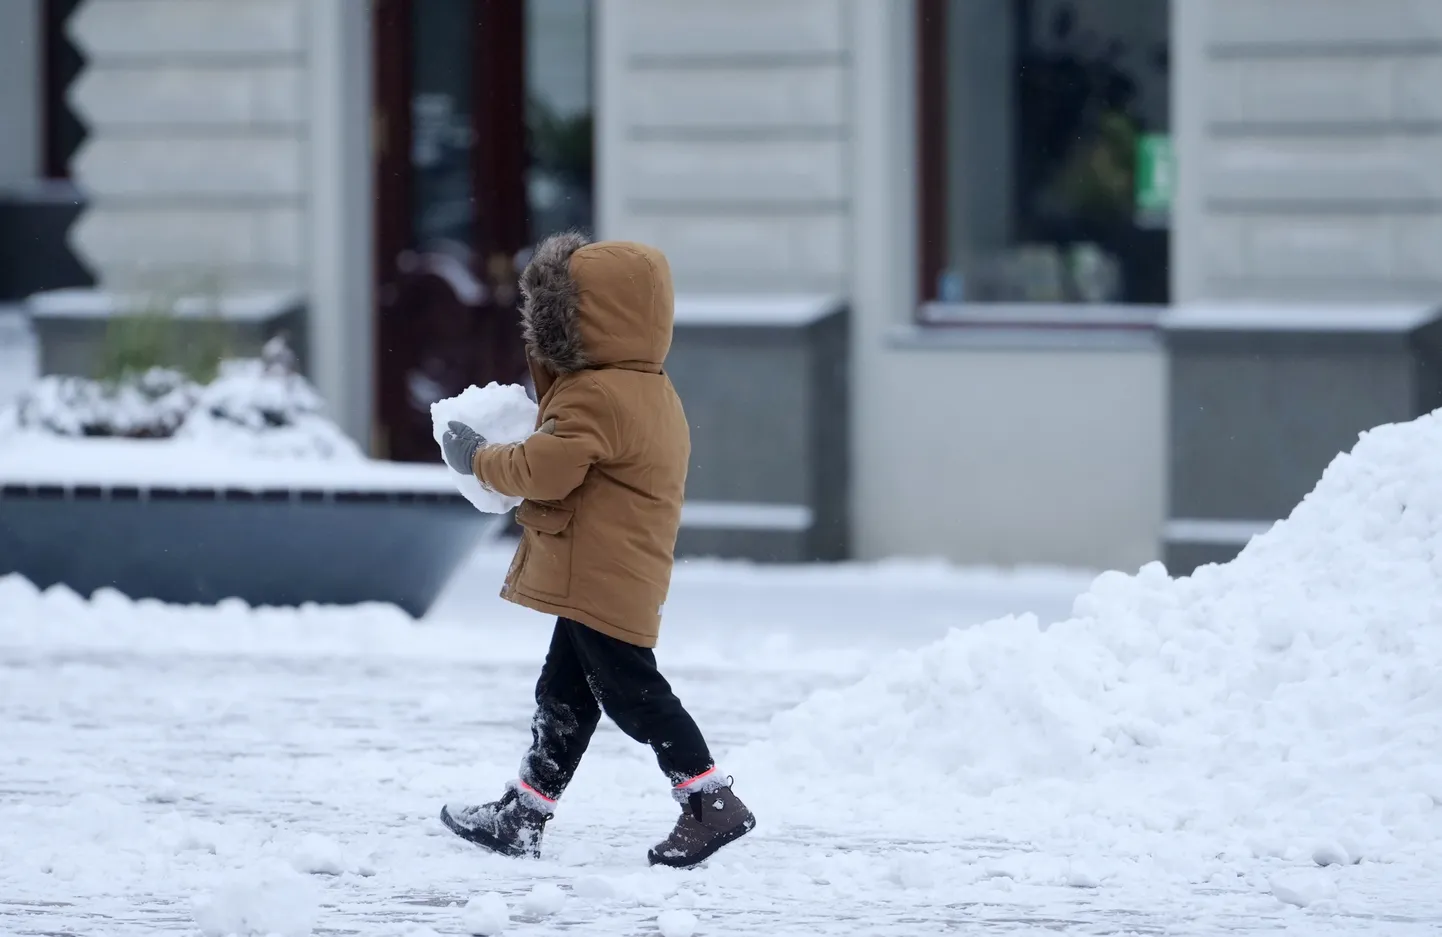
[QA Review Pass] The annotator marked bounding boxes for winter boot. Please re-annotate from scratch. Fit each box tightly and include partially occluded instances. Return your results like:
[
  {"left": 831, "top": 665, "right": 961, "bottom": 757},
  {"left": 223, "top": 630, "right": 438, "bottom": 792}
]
[
  {"left": 647, "top": 779, "right": 755, "bottom": 869},
  {"left": 440, "top": 785, "right": 553, "bottom": 859}
]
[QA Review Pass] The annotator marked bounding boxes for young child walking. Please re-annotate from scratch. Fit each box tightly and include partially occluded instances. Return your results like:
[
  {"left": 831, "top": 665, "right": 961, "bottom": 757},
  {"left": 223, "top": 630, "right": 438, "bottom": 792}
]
[{"left": 437, "top": 232, "right": 755, "bottom": 869}]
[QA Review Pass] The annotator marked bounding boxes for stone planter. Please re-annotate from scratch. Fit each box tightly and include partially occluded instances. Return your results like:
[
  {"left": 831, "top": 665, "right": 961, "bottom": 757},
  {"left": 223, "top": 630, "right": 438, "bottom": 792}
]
[
  {"left": 0, "top": 441, "right": 491, "bottom": 616},
  {"left": 669, "top": 295, "right": 849, "bottom": 562}
]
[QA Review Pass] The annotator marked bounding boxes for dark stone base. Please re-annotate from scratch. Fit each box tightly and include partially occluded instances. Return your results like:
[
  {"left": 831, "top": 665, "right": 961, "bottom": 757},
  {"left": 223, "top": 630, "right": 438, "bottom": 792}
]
[
  {"left": 1164, "top": 540, "right": 1244, "bottom": 578},
  {"left": 675, "top": 527, "right": 814, "bottom": 564},
  {"left": 0, "top": 489, "right": 486, "bottom": 617}
]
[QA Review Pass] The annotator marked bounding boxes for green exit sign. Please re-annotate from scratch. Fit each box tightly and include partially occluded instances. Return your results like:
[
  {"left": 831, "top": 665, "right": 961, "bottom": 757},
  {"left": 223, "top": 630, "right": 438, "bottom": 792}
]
[{"left": 1136, "top": 133, "right": 1174, "bottom": 224}]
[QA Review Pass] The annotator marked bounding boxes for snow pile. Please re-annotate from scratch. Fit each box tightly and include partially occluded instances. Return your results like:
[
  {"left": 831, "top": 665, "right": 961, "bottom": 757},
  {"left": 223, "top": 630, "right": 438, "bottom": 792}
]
[
  {"left": 747, "top": 409, "right": 1442, "bottom": 876},
  {"left": 429, "top": 382, "right": 538, "bottom": 513}
]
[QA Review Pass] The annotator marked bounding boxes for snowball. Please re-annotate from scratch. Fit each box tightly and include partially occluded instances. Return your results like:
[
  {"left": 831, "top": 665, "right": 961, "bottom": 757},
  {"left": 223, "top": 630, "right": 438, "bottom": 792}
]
[
  {"left": 656, "top": 908, "right": 698, "bottom": 937},
  {"left": 430, "top": 383, "right": 539, "bottom": 514},
  {"left": 521, "top": 882, "right": 566, "bottom": 916},
  {"left": 192, "top": 861, "right": 320, "bottom": 937},
  {"left": 460, "top": 892, "right": 510, "bottom": 935}
]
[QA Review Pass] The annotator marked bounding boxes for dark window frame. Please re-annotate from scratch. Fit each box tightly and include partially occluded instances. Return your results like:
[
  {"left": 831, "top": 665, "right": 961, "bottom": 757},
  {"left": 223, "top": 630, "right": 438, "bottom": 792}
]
[{"left": 41, "top": 0, "right": 86, "bottom": 180}]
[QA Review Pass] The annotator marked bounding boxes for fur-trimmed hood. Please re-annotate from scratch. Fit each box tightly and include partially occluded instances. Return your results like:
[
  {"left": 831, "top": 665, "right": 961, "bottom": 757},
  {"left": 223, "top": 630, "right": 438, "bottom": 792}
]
[{"left": 518, "top": 232, "right": 675, "bottom": 375}]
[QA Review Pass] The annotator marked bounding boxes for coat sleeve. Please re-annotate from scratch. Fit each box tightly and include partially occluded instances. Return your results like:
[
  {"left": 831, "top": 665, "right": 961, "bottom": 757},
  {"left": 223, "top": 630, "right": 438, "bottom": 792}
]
[{"left": 471, "top": 377, "right": 618, "bottom": 501}]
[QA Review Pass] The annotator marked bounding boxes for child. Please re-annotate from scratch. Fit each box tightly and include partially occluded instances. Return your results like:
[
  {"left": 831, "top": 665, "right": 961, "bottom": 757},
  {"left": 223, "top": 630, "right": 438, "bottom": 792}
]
[{"left": 437, "top": 232, "right": 755, "bottom": 869}]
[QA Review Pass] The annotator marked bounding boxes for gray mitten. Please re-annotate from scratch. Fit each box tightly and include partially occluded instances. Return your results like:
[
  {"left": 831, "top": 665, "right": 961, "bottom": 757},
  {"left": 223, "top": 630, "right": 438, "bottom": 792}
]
[{"left": 441, "top": 421, "right": 487, "bottom": 474}]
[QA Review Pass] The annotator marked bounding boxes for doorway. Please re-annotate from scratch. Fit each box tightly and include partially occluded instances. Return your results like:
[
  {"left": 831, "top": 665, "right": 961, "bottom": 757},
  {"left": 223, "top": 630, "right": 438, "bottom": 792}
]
[{"left": 371, "top": 0, "right": 594, "bottom": 462}]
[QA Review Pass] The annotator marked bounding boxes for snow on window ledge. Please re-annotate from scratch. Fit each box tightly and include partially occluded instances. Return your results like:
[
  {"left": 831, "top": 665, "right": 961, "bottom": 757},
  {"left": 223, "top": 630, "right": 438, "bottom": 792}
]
[{"left": 893, "top": 303, "right": 1164, "bottom": 352}]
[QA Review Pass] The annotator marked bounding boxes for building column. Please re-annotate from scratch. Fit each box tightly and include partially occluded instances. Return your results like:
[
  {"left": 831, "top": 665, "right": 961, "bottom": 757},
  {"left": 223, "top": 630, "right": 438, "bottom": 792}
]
[{"left": 307, "top": 0, "right": 374, "bottom": 448}]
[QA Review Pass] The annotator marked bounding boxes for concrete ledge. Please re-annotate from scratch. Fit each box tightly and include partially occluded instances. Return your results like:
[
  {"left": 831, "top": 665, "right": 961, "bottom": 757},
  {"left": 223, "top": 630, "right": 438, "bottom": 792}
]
[{"left": 887, "top": 323, "right": 1161, "bottom": 352}]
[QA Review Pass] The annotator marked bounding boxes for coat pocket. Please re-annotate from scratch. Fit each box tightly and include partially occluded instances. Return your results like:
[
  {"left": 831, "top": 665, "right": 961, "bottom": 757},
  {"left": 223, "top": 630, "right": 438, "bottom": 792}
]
[{"left": 514, "top": 501, "right": 574, "bottom": 598}]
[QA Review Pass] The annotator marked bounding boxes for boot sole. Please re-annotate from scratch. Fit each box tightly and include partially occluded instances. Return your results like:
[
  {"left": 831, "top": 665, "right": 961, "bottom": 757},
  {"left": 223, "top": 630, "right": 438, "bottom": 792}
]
[
  {"left": 439, "top": 805, "right": 537, "bottom": 859},
  {"left": 647, "top": 812, "right": 756, "bottom": 870}
]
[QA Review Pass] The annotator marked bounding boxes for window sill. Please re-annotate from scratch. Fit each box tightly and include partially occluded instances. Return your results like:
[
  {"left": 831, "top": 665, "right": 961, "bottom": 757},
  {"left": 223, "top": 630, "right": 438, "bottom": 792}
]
[{"left": 891, "top": 303, "right": 1164, "bottom": 352}]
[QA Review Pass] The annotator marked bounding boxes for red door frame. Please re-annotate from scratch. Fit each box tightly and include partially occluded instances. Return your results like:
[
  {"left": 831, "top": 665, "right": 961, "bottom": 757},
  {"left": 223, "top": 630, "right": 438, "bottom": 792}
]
[{"left": 370, "top": 0, "right": 529, "bottom": 461}]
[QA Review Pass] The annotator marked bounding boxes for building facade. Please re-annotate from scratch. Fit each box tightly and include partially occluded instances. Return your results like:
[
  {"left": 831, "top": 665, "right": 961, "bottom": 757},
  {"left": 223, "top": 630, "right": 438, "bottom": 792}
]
[{"left": 3, "top": 0, "right": 1440, "bottom": 571}]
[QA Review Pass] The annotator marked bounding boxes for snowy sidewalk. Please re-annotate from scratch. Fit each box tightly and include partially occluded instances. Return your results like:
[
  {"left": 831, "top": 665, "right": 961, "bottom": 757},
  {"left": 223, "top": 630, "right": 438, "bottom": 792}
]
[{"left": 1, "top": 554, "right": 1438, "bottom": 935}]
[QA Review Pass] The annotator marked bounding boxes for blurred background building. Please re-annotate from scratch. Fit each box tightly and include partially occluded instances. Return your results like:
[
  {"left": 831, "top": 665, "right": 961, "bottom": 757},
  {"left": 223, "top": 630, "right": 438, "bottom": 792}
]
[{"left": 2, "top": 0, "right": 1439, "bottom": 573}]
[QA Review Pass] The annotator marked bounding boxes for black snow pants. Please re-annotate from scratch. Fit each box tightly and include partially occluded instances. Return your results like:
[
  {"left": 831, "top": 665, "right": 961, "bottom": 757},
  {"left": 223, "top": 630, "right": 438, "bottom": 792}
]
[{"left": 519, "top": 617, "right": 714, "bottom": 800}]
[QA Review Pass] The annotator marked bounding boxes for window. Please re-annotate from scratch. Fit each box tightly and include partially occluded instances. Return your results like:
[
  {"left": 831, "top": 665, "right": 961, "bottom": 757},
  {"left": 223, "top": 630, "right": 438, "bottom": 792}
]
[
  {"left": 372, "top": 0, "right": 595, "bottom": 462},
  {"left": 917, "top": 0, "right": 1171, "bottom": 315}
]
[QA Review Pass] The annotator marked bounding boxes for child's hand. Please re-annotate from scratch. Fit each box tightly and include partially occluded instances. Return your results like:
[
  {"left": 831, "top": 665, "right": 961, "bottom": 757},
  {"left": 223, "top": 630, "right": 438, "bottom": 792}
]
[{"left": 442, "top": 421, "right": 487, "bottom": 474}]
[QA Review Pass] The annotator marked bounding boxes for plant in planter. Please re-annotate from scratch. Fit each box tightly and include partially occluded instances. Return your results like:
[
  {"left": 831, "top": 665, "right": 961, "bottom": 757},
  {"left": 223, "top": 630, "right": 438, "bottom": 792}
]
[{"left": 97, "top": 276, "right": 232, "bottom": 385}]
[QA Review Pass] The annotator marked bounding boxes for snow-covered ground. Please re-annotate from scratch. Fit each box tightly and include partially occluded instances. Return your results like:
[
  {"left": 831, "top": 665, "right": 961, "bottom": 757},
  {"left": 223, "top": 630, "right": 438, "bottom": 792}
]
[{"left": 5, "top": 407, "right": 1442, "bottom": 934}]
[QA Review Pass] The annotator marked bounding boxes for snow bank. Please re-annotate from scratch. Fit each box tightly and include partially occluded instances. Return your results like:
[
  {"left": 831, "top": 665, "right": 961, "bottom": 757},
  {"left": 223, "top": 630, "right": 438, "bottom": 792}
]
[
  {"left": 429, "top": 383, "right": 538, "bottom": 514},
  {"left": 742, "top": 409, "right": 1442, "bottom": 880}
]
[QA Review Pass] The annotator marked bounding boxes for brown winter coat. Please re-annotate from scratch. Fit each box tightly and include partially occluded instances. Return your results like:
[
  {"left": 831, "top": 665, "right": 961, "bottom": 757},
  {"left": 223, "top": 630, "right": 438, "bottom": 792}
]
[{"left": 470, "top": 233, "right": 688, "bottom": 648}]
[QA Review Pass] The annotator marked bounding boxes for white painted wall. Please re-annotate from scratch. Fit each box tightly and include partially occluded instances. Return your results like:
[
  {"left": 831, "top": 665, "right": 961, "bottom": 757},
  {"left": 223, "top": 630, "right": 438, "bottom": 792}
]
[
  {"left": 595, "top": 0, "right": 851, "bottom": 294},
  {"left": 307, "top": 0, "right": 374, "bottom": 447},
  {"left": 59, "top": 0, "right": 373, "bottom": 445},
  {"left": 0, "top": 0, "right": 41, "bottom": 189},
  {"left": 1176, "top": 0, "right": 1442, "bottom": 303},
  {"left": 66, "top": 0, "right": 310, "bottom": 294}
]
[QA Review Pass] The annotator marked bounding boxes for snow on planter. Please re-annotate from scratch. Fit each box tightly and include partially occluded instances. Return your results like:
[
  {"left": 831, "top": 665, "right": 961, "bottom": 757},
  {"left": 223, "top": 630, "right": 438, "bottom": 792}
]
[
  {"left": 175, "top": 353, "right": 361, "bottom": 460},
  {"left": 737, "top": 407, "right": 1442, "bottom": 883},
  {"left": 429, "top": 382, "right": 539, "bottom": 514},
  {"left": 0, "top": 337, "right": 357, "bottom": 460}
]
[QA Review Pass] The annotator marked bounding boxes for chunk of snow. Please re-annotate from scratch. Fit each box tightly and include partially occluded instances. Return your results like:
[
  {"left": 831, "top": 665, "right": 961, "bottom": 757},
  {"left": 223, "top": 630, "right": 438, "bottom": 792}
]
[
  {"left": 1065, "top": 863, "right": 1101, "bottom": 888},
  {"left": 146, "top": 777, "right": 181, "bottom": 804},
  {"left": 521, "top": 882, "right": 566, "bottom": 916},
  {"left": 656, "top": 908, "right": 699, "bottom": 937},
  {"left": 1310, "top": 841, "right": 1351, "bottom": 868},
  {"left": 460, "top": 892, "right": 510, "bottom": 935},
  {"left": 290, "top": 833, "right": 347, "bottom": 876},
  {"left": 572, "top": 874, "right": 616, "bottom": 900},
  {"left": 429, "top": 382, "right": 539, "bottom": 514},
  {"left": 1270, "top": 869, "right": 1336, "bottom": 909},
  {"left": 192, "top": 861, "right": 319, "bottom": 937}
]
